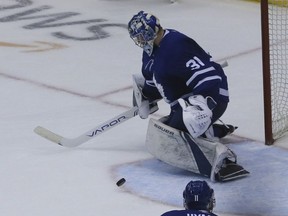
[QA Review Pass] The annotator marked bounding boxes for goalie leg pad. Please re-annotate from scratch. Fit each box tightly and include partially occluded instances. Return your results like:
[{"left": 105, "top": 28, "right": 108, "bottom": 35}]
[
  {"left": 145, "top": 118, "right": 247, "bottom": 182},
  {"left": 146, "top": 118, "right": 207, "bottom": 175}
]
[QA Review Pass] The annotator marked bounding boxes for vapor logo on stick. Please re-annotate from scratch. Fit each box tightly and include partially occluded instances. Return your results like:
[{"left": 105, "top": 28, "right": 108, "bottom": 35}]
[{"left": 87, "top": 116, "right": 127, "bottom": 137}]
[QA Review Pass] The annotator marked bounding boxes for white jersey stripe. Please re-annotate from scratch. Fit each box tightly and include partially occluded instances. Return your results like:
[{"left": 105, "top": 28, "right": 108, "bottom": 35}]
[
  {"left": 220, "top": 88, "right": 229, "bottom": 97},
  {"left": 193, "top": 75, "right": 222, "bottom": 89},
  {"left": 186, "top": 66, "right": 215, "bottom": 86}
]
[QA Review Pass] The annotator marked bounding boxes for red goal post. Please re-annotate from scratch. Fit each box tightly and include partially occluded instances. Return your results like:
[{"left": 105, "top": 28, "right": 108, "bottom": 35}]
[{"left": 261, "top": 0, "right": 288, "bottom": 145}]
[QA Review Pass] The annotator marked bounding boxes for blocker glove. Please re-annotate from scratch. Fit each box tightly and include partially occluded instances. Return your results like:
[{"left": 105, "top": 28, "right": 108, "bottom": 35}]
[{"left": 132, "top": 74, "right": 159, "bottom": 119}]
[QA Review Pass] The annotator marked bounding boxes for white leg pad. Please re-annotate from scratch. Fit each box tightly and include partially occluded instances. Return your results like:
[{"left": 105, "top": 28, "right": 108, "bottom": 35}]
[{"left": 145, "top": 118, "right": 236, "bottom": 181}]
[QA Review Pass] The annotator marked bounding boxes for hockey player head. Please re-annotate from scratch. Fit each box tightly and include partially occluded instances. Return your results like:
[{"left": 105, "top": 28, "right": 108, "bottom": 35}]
[
  {"left": 183, "top": 180, "right": 216, "bottom": 212},
  {"left": 128, "top": 11, "right": 162, "bottom": 56}
]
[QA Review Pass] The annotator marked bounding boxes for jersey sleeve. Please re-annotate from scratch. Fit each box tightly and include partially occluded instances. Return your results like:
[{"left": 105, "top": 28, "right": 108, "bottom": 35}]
[
  {"left": 142, "top": 79, "right": 162, "bottom": 101},
  {"left": 141, "top": 52, "right": 162, "bottom": 101}
]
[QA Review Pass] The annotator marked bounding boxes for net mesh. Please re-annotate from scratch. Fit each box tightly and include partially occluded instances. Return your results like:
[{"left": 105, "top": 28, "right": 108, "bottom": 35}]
[{"left": 268, "top": 1, "right": 288, "bottom": 139}]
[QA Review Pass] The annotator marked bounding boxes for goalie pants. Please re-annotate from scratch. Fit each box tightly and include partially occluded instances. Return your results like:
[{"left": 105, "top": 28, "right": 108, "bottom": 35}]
[{"left": 164, "top": 101, "right": 228, "bottom": 137}]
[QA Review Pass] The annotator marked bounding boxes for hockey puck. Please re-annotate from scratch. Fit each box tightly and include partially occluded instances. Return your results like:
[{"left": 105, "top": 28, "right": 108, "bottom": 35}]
[{"left": 116, "top": 178, "right": 126, "bottom": 187}]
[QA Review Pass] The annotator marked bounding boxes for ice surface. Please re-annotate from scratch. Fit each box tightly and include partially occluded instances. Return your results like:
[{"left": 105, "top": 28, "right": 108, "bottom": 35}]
[{"left": 0, "top": 0, "right": 287, "bottom": 216}]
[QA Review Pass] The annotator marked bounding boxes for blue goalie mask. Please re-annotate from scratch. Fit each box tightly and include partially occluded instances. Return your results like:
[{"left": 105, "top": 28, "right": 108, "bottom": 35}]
[
  {"left": 128, "top": 11, "right": 161, "bottom": 56},
  {"left": 183, "top": 180, "right": 216, "bottom": 212}
]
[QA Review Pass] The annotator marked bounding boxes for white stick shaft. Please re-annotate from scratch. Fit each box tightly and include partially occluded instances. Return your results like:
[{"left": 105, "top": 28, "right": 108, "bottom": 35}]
[
  {"left": 220, "top": 60, "right": 228, "bottom": 68},
  {"left": 34, "top": 106, "right": 139, "bottom": 147}
]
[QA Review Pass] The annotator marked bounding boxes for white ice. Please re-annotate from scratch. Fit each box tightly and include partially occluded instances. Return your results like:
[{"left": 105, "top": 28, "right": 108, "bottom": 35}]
[{"left": 0, "top": 0, "right": 287, "bottom": 216}]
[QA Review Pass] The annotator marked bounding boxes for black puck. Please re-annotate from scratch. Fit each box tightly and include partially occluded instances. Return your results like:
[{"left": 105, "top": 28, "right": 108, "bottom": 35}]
[{"left": 116, "top": 178, "right": 126, "bottom": 187}]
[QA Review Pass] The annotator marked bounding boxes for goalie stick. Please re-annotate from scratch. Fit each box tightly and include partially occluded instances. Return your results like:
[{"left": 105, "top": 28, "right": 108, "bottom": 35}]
[
  {"left": 34, "top": 60, "right": 229, "bottom": 147},
  {"left": 34, "top": 106, "right": 139, "bottom": 147}
]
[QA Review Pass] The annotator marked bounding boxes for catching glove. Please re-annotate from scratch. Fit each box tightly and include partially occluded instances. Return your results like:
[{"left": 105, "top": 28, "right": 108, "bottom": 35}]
[{"left": 178, "top": 95, "right": 216, "bottom": 138}]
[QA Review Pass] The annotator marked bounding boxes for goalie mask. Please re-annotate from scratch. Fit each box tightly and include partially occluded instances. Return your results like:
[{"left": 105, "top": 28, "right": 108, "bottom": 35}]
[
  {"left": 183, "top": 180, "right": 216, "bottom": 212},
  {"left": 128, "top": 11, "right": 161, "bottom": 56}
]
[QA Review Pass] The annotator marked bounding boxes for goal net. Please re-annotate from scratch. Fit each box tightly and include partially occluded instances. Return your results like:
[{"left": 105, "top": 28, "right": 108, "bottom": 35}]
[{"left": 261, "top": 0, "right": 288, "bottom": 144}]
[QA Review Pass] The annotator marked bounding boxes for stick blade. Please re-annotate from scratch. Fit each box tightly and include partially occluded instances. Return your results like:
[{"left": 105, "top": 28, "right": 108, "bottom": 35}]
[{"left": 34, "top": 126, "right": 63, "bottom": 145}]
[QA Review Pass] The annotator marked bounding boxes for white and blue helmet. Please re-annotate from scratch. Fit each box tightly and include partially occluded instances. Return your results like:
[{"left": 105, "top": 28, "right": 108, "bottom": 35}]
[
  {"left": 128, "top": 11, "right": 161, "bottom": 56},
  {"left": 183, "top": 180, "right": 216, "bottom": 212}
]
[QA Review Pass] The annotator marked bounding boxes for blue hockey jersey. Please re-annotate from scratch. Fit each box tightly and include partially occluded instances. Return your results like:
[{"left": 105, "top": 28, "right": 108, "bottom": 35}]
[
  {"left": 141, "top": 29, "right": 229, "bottom": 106},
  {"left": 161, "top": 209, "right": 218, "bottom": 216}
]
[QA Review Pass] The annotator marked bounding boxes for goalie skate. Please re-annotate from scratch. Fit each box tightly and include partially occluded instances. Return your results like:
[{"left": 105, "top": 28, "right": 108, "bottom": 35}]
[
  {"left": 215, "top": 123, "right": 238, "bottom": 138},
  {"left": 215, "top": 159, "right": 250, "bottom": 182},
  {"left": 204, "top": 123, "right": 238, "bottom": 140}
]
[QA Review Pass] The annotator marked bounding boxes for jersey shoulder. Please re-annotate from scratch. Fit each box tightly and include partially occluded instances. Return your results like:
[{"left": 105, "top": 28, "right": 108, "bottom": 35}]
[
  {"left": 161, "top": 209, "right": 218, "bottom": 216},
  {"left": 162, "top": 29, "right": 190, "bottom": 48}
]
